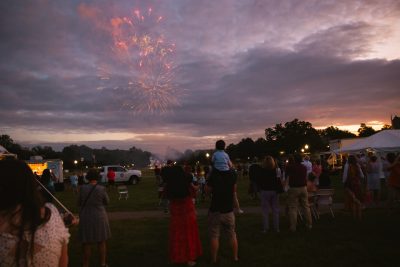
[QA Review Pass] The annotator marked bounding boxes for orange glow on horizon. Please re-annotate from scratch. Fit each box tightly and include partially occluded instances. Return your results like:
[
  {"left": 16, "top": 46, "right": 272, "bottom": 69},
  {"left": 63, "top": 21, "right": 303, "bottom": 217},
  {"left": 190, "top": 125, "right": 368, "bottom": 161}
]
[{"left": 315, "top": 121, "right": 387, "bottom": 135}]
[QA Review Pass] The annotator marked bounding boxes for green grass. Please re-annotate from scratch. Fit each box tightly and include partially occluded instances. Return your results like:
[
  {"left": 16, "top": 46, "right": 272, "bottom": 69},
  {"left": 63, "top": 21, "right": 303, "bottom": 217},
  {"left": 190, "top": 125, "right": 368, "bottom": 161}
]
[
  {"left": 67, "top": 209, "right": 400, "bottom": 267},
  {"left": 59, "top": 170, "right": 165, "bottom": 213},
  {"left": 58, "top": 169, "right": 346, "bottom": 213},
  {"left": 61, "top": 169, "right": 398, "bottom": 266}
]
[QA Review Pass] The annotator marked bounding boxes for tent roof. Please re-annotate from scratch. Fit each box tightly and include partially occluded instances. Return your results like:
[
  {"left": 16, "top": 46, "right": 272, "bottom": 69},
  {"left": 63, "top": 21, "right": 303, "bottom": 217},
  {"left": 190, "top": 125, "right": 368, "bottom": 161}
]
[
  {"left": 0, "top": 145, "right": 8, "bottom": 153},
  {"left": 0, "top": 145, "right": 17, "bottom": 159},
  {"left": 338, "top": 130, "right": 400, "bottom": 153}
]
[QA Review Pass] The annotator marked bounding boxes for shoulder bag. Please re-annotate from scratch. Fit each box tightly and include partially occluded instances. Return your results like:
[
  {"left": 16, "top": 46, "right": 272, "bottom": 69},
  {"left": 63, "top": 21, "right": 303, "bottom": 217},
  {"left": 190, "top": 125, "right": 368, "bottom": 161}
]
[{"left": 79, "top": 184, "right": 97, "bottom": 214}]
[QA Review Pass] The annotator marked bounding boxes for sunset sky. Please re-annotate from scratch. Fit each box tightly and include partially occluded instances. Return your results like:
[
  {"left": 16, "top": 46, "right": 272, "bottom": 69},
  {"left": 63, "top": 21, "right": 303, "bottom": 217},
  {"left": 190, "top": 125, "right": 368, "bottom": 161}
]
[{"left": 1, "top": 0, "right": 399, "bottom": 157}]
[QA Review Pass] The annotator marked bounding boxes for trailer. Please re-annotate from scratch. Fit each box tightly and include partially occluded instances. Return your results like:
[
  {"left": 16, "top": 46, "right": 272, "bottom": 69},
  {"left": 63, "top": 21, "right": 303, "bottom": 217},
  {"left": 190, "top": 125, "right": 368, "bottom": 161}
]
[{"left": 26, "top": 156, "right": 64, "bottom": 183}]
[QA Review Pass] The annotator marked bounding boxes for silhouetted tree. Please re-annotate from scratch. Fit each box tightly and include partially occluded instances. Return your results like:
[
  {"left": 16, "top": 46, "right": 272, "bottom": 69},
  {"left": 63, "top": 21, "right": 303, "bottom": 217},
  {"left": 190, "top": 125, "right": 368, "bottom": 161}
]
[
  {"left": 358, "top": 123, "right": 376, "bottom": 137},
  {"left": 32, "top": 146, "right": 60, "bottom": 159},
  {"left": 265, "top": 119, "right": 324, "bottom": 154},
  {"left": 236, "top": 138, "right": 256, "bottom": 160},
  {"left": 0, "top": 134, "right": 32, "bottom": 159},
  {"left": 0, "top": 135, "right": 14, "bottom": 150},
  {"left": 381, "top": 124, "right": 392, "bottom": 130},
  {"left": 226, "top": 143, "right": 238, "bottom": 161},
  {"left": 61, "top": 145, "right": 83, "bottom": 169},
  {"left": 319, "top": 126, "right": 356, "bottom": 140},
  {"left": 254, "top": 138, "right": 270, "bottom": 158}
]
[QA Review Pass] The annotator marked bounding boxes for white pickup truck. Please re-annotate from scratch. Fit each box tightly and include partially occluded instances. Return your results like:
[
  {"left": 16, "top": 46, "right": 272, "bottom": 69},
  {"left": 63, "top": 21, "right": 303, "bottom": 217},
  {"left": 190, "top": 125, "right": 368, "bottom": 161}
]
[{"left": 99, "top": 165, "right": 142, "bottom": 185}]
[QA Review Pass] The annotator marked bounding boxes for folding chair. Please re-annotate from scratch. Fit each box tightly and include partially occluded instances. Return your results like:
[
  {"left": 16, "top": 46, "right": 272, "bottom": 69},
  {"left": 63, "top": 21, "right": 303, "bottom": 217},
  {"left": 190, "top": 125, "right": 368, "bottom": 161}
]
[
  {"left": 315, "top": 189, "right": 335, "bottom": 218},
  {"left": 117, "top": 185, "right": 129, "bottom": 200},
  {"left": 308, "top": 192, "right": 319, "bottom": 220}
]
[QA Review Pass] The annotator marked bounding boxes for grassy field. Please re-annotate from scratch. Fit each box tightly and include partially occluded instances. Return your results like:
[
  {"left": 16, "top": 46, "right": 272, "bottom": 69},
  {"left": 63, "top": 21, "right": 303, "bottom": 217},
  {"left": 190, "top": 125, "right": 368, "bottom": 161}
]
[
  {"left": 67, "top": 209, "right": 400, "bottom": 267},
  {"left": 58, "top": 169, "right": 398, "bottom": 266}
]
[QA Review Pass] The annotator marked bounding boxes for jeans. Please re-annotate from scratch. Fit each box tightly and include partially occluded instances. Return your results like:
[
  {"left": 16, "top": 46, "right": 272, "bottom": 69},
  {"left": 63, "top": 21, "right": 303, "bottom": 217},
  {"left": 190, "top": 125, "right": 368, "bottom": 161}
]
[{"left": 260, "top": 190, "right": 279, "bottom": 231}]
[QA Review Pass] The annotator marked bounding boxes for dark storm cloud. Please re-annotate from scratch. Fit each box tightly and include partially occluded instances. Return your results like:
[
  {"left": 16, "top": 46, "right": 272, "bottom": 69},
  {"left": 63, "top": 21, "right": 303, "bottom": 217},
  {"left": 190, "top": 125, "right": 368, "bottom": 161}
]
[
  {"left": 173, "top": 56, "right": 399, "bottom": 135},
  {"left": 1, "top": 0, "right": 400, "bottom": 154},
  {"left": 295, "top": 22, "right": 386, "bottom": 58}
]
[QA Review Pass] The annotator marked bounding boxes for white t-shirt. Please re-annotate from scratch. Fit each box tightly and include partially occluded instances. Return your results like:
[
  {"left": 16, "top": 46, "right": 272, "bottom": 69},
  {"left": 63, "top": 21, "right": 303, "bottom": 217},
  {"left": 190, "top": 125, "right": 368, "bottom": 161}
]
[{"left": 302, "top": 160, "right": 313, "bottom": 176}]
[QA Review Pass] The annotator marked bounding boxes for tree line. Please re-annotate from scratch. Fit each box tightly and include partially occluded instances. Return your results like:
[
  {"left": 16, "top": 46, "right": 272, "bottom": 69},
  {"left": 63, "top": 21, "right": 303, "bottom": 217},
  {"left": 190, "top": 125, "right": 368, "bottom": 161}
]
[
  {"left": 0, "top": 135, "right": 151, "bottom": 169},
  {"left": 177, "top": 119, "right": 393, "bottom": 165},
  {"left": 1, "top": 118, "right": 394, "bottom": 168}
]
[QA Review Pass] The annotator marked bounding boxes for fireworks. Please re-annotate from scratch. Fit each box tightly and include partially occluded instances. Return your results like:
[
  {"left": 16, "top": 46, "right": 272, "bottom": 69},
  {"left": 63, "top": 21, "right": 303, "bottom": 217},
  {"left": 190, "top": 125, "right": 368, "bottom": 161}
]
[{"left": 99, "top": 8, "right": 181, "bottom": 114}]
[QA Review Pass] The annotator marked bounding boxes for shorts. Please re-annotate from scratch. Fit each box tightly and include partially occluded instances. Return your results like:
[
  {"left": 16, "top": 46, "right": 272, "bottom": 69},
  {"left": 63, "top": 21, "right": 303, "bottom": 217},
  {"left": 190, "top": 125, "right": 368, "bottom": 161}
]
[{"left": 208, "top": 211, "right": 236, "bottom": 239}]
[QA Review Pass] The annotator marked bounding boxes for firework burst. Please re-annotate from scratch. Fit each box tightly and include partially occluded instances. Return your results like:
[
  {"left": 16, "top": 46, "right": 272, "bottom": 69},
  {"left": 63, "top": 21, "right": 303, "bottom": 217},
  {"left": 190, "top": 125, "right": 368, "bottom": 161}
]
[{"left": 99, "top": 8, "right": 181, "bottom": 114}]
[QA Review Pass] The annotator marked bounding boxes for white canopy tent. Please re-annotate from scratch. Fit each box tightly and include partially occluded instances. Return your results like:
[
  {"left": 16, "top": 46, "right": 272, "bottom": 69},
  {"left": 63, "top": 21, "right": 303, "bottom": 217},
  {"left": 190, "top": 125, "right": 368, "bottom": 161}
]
[
  {"left": 0, "top": 145, "right": 7, "bottom": 153},
  {"left": 337, "top": 130, "right": 400, "bottom": 153},
  {"left": 0, "top": 145, "right": 17, "bottom": 159}
]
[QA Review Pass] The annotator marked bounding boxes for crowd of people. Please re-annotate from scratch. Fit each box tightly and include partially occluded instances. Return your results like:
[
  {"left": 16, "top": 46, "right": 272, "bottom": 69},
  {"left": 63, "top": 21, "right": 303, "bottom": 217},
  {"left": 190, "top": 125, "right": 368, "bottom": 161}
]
[
  {"left": 1, "top": 140, "right": 400, "bottom": 266},
  {"left": 342, "top": 152, "right": 400, "bottom": 219},
  {"left": 157, "top": 142, "right": 400, "bottom": 265},
  {"left": 158, "top": 140, "right": 330, "bottom": 265}
]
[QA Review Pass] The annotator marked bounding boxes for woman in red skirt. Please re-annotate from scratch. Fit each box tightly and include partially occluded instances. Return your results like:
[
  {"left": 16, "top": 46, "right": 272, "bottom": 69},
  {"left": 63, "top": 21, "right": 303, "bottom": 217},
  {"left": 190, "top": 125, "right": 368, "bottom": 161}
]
[{"left": 162, "top": 161, "right": 202, "bottom": 266}]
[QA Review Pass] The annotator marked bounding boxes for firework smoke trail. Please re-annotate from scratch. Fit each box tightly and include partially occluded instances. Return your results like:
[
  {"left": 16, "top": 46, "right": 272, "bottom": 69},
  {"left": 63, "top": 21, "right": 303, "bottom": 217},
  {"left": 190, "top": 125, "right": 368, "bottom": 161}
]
[{"left": 101, "top": 8, "right": 180, "bottom": 114}]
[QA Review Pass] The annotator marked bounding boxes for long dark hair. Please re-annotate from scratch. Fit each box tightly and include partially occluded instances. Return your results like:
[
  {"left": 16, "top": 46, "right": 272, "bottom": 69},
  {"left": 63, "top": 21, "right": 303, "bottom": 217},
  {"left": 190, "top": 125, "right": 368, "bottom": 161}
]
[
  {"left": 41, "top": 168, "right": 52, "bottom": 185},
  {"left": 165, "top": 165, "right": 190, "bottom": 199},
  {"left": 0, "top": 159, "right": 50, "bottom": 265},
  {"left": 347, "top": 155, "right": 361, "bottom": 179},
  {"left": 348, "top": 155, "right": 357, "bottom": 165},
  {"left": 262, "top": 155, "right": 276, "bottom": 170}
]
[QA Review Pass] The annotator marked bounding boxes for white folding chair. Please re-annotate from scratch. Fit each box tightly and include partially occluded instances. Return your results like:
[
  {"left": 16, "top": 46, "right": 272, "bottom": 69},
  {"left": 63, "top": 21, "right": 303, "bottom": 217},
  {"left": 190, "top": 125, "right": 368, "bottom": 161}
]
[
  {"left": 117, "top": 185, "right": 129, "bottom": 200},
  {"left": 308, "top": 192, "right": 319, "bottom": 220}
]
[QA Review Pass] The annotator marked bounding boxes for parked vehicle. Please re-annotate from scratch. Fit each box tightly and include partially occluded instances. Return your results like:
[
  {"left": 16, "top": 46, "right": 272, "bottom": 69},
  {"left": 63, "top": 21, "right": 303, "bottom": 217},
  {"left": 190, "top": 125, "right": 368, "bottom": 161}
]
[
  {"left": 100, "top": 165, "right": 142, "bottom": 185},
  {"left": 26, "top": 156, "right": 65, "bottom": 191}
]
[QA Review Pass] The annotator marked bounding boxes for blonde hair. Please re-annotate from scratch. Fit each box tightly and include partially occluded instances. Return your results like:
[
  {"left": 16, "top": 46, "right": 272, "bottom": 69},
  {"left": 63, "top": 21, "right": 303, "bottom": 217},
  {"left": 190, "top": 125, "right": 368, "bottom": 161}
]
[{"left": 263, "top": 155, "right": 276, "bottom": 170}]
